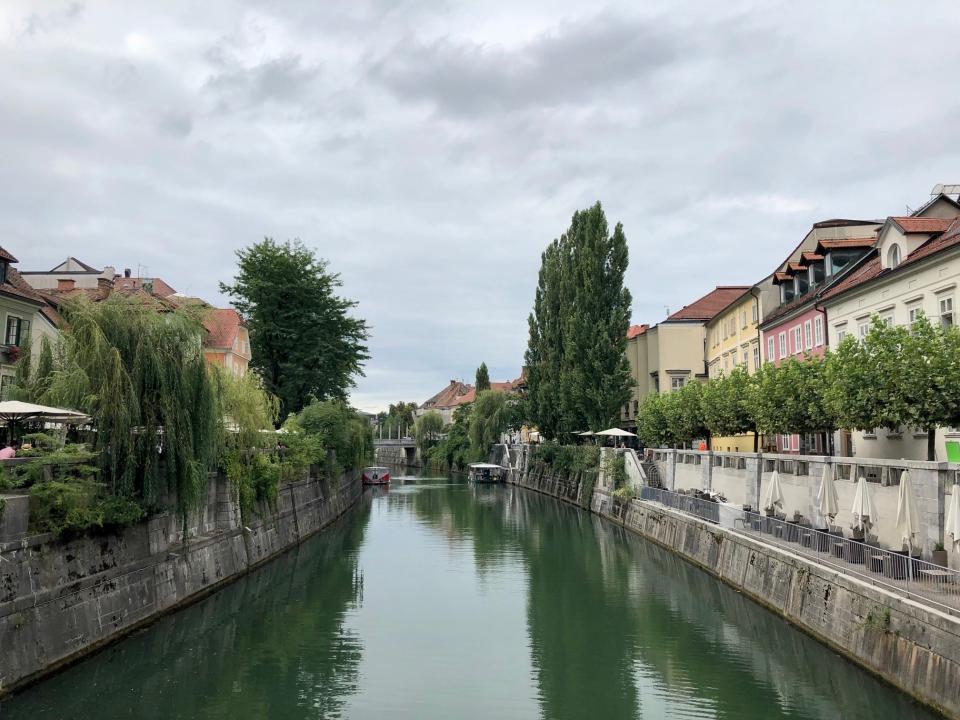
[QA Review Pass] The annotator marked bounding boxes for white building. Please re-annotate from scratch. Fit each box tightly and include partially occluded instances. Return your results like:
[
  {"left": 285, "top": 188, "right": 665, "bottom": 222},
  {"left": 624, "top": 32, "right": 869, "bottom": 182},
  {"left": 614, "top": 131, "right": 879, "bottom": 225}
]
[{"left": 819, "top": 191, "right": 960, "bottom": 460}]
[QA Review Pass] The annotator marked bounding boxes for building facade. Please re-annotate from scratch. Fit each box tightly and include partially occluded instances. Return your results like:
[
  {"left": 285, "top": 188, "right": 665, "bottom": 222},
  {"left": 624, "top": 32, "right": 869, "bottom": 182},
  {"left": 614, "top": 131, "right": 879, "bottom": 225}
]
[
  {"left": 819, "top": 196, "right": 960, "bottom": 460},
  {"left": 759, "top": 219, "right": 881, "bottom": 453},
  {"left": 202, "top": 308, "right": 252, "bottom": 377},
  {"left": 0, "top": 249, "right": 60, "bottom": 399}
]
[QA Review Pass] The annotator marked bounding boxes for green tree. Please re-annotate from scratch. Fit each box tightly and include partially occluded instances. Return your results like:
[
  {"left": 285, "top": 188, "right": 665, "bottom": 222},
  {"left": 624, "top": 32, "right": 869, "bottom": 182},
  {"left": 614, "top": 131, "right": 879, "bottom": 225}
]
[
  {"left": 413, "top": 410, "right": 444, "bottom": 456},
  {"left": 636, "top": 392, "right": 674, "bottom": 448},
  {"left": 382, "top": 401, "right": 417, "bottom": 437},
  {"left": 826, "top": 314, "right": 958, "bottom": 460},
  {"left": 525, "top": 202, "right": 633, "bottom": 438},
  {"left": 41, "top": 296, "right": 222, "bottom": 517},
  {"left": 220, "top": 239, "right": 369, "bottom": 420},
  {"left": 292, "top": 400, "right": 372, "bottom": 473},
  {"left": 701, "top": 368, "right": 759, "bottom": 450},
  {"left": 468, "top": 390, "right": 512, "bottom": 458},
  {"left": 665, "top": 382, "right": 710, "bottom": 448},
  {"left": 475, "top": 362, "right": 491, "bottom": 392}
]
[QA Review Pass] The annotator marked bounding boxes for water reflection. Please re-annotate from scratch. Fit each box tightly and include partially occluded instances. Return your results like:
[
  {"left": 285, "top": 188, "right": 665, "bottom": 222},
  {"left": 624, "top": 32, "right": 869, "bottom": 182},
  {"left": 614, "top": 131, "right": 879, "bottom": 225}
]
[{"left": 1, "top": 500, "right": 372, "bottom": 720}]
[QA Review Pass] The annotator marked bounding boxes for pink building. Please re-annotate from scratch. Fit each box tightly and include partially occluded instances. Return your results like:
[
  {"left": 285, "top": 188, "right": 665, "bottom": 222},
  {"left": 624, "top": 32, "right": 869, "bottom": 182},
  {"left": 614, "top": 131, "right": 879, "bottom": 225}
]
[{"left": 758, "top": 222, "right": 879, "bottom": 454}]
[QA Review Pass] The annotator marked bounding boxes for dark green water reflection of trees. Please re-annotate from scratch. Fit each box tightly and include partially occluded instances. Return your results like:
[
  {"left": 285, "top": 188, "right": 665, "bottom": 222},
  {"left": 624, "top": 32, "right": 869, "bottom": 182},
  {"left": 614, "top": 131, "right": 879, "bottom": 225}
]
[{"left": 1, "top": 475, "right": 938, "bottom": 720}]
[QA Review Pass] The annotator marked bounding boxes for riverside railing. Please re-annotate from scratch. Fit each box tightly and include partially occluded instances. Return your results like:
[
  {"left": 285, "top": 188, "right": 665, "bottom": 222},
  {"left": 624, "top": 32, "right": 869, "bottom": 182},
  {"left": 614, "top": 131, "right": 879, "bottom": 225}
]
[{"left": 638, "top": 485, "right": 960, "bottom": 615}]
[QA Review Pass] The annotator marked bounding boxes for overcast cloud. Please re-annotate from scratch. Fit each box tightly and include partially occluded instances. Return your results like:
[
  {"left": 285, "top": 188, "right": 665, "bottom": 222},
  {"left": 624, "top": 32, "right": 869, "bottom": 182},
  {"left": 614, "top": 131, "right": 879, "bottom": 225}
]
[{"left": 2, "top": 1, "right": 959, "bottom": 412}]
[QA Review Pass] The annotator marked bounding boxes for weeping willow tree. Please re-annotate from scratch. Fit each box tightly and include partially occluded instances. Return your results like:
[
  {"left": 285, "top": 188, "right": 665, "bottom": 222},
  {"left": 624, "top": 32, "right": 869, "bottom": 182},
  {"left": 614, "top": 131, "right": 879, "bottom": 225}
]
[
  {"left": 41, "top": 296, "right": 224, "bottom": 517},
  {"left": 468, "top": 390, "right": 514, "bottom": 458}
]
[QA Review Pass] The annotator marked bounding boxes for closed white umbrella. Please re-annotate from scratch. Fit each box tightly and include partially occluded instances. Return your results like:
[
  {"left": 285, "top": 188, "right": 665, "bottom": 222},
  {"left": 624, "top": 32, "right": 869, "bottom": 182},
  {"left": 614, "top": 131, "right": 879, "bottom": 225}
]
[
  {"left": 895, "top": 470, "right": 921, "bottom": 552},
  {"left": 851, "top": 477, "right": 878, "bottom": 533},
  {"left": 816, "top": 463, "right": 839, "bottom": 523},
  {"left": 945, "top": 485, "right": 960, "bottom": 550},
  {"left": 763, "top": 470, "right": 784, "bottom": 514}
]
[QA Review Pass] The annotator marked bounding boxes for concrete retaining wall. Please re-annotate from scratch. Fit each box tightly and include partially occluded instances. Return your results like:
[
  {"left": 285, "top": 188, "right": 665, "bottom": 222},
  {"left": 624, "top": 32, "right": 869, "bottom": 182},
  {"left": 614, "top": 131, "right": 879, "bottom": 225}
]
[
  {"left": 0, "top": 470, "right": 361, "bottom": 696},
  {"left": 507, "top": 457, "right": 960, "bottom": 719}
]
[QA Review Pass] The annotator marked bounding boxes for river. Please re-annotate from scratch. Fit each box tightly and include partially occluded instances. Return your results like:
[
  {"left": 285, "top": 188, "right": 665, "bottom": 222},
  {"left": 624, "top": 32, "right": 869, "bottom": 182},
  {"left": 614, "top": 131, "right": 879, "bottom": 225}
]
[{"left": 0, "top": 472, "right": 938, "bottom": 719}]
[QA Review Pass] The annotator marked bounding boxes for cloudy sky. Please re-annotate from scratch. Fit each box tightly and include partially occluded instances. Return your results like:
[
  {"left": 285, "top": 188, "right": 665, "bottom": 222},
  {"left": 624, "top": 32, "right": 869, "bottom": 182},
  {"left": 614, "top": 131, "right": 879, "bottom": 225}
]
[{"left": 3, "top": 1, "right": 959, "bottom": 412}]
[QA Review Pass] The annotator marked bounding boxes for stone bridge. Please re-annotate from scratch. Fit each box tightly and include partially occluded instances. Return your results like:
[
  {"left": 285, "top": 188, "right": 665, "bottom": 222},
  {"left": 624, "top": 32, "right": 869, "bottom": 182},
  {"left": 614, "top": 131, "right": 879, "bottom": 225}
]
[{"left": 373, "top": 437, "right": 418, "bottom": 465}]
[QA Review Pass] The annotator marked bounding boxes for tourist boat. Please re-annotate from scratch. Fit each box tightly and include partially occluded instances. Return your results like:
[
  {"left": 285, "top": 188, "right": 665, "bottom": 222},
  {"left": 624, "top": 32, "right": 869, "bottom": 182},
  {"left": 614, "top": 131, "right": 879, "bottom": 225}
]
[
  {"left": 362, "top": 466, "right": 391, "bottom": 485},
  {"left": 467, "top": 462, "right": 504, "bottom": 484}
]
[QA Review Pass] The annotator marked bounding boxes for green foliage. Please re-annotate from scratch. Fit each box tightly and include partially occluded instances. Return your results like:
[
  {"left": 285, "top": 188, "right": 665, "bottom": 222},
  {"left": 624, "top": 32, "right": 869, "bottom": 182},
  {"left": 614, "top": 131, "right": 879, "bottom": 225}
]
[
  {"left": 29, "top": 479, "right": 144, "bottom": 537},
  {"left": 381, "top": 401, "right": 417, "bottom": 437},
  {"left": 636, "top": 392, "right": 675, "bottom": 447},
  {"left": 602, "top": 452, "right": 629, "bottom": 490},
  {"left": 824, "top": 314, "right": 960, "bottom": 459},
  {"left": 413, "top": 410, "right": 444, "bottom": 456},
  {"left": 424, "top": 404, "right": 477, "bottom": 470},
  {"left": 468, "top": 390, "right": 512, "bottom": 455},
  {"left": 533, "top": 443, "right": 601, "bottom": 476},
  {"left": 226, "top": 451, "right": 281, "bottom": 520},
  {"left": 40, "top": 296, "right": 223, "bottom": 518},
  {"left": 475, "top": 362, "right": 490, "bottom": 392},
  {"left": 701, "top": 368, "right": 756, "bottom": 439},
  {"left": 293, "top": 400, "right": 372, "bottom": 475},
  {"left": 220, "top": 238, "right": 370, "bottom": 419},
  {"left": 666, "top": 382, "right": 710, "bottom": 446},
  {"left": 525, "top": 202, "right": 633, "bottom": 439}
]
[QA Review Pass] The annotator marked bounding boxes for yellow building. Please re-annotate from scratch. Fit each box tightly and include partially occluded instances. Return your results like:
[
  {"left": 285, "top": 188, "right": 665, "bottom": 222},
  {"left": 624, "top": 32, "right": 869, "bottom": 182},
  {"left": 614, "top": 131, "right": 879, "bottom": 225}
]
[{"left": 705, "top": 288, "right": 761, "bottom": 451}]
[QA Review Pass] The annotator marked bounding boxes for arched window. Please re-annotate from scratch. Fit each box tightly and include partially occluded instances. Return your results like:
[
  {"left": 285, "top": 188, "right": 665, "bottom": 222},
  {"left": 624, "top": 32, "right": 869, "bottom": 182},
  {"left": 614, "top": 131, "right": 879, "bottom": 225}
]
[{"left": 887, "top": 243, "right": 901, "bottom": 268}]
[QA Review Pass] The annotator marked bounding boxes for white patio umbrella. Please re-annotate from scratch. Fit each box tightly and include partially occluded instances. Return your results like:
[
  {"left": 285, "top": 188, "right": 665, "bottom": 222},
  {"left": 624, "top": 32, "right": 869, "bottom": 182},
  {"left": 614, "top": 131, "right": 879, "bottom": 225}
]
[
  {"left": 594, "top": 428, "right": 638, "bottom": 438},
  {"left": 851, "top": 477, "right": 878, "bottom": 534},
  {"left": 578, "top": 431, "right": 595, "bottom": 436},
  {"left": 945, "top": 485, "right": 960, "bottom": 550},
  {"left": 895, "top": 470, "right": 921, "bottom": 552},
  {"left": 0, "top": 401, "right": 88, "bottom": 424},
  {"left": 763, "top": 470, "right": 784, "bottom": 514},
  {"left": 816, "top": 463, "right": 839, "bottom": 523}
]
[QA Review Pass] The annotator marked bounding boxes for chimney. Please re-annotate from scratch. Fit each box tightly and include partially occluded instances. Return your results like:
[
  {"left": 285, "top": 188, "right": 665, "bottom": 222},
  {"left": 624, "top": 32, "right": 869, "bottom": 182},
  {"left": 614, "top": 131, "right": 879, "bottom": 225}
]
[
  {"left": 97, "top": 277, "right": 113, "bottom": 292},
  {"left": 124, "top": 268, "right": 132, "bottom": 278},
  {"left": 57, "top": 278, "right": 75, "bottom": 292}
]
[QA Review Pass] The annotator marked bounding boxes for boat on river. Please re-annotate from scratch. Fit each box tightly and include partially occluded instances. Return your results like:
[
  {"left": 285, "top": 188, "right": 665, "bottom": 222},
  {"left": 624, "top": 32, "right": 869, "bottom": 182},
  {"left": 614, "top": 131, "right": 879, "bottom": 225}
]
[
  {"left": 467, "top": 462, "right": 504, "bottom": 484},
  {"left": 362, "top": 466, "right": 391, "bottom": 485}
]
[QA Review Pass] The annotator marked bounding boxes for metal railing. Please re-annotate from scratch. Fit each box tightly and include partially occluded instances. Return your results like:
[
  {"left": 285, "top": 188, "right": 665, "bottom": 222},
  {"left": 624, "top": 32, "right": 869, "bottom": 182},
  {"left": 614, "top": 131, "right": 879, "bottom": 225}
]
[{"left": 638, "top": 485, "right": 960, "bottom": 615}]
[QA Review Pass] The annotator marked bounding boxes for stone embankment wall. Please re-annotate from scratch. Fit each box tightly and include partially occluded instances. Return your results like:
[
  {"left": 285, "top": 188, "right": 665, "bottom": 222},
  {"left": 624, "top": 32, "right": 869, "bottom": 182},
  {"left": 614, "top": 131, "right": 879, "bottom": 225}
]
[
  {"left": 374, "top": 445, "right": 420, "bottom": 467},
  {"left": 503, "top": 445, "right": 960, "bottom": 719},
  {"left": 0, "top": 470, "right": 361, "bottom": 696}
]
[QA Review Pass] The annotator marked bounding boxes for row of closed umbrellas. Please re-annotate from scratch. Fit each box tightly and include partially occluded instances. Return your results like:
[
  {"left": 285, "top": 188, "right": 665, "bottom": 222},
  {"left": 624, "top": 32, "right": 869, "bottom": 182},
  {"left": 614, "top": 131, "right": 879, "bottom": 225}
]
[{"left": 762, "top": 466, "right": 960, "bottom": 552}]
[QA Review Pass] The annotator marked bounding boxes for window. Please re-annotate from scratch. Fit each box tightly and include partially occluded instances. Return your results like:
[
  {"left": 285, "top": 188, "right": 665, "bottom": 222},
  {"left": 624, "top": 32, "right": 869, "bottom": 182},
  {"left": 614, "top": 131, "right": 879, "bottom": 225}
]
[
  {"left": 723, "top": 355, "right": 729, "bottom": 371},
  {"left": 767, "top": 337, "right": 774, "bottom": 362},
  {"left": 941, "top": 296, "right": 954, "bottom": 328},
  {"left": 0, "top": 262, "right": 7, "bottom": 285},
  {"left": 0, "top": 375, "right": 12, "bottom": 400},
  {"left": 858, "top": 321, "right": 869, "bottom": 339},
  {"left": 837, "top": 329, "right": 847, "bottom": 343},
  {"left": 670, "top": 376, "right": 686, "bottom": 390},
  {"left": 5, "top": 316, "right": 22, "bottom": 346},
  {"left": 780, "top": 434, "right": 791, "bottom": 450},
  {"left": 753, "top": 344, "right": 760, "bottom": 370},
  {"left": 887, "top": 243, "right": 901, "bottom": 268},
  {"left": 742, "top": 349, "right": 749, "bottom": 367},
  {"left": 908, "top": 307, "right": 923, "bottom": 328},
  {"left": 741, "top": 310, "right": 747, "bottom": 328},
  {"left": 793, "top": 326, "right": 802, "bottom": 355},
  {"left": 803, "top": 320, "right": 812, "bottom": 350},
  {"left": 814, "top": 316, "right": 824, "bottom": 346},
  {"left": 882, "top": 314, "right": 894, "bottom": 327},
  {"left": 752, "top": 303, "right": 758, "bottom": 323},
  {"left": 778, "top": 332, "right": 787, "bottom": 359}
]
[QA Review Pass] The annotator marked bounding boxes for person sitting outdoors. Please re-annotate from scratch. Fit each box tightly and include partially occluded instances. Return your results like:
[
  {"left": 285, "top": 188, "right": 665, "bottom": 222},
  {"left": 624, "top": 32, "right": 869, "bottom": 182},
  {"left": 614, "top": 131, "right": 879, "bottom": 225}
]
[{"left": 0, "top": 441, "right": 16, "bottom": 459}]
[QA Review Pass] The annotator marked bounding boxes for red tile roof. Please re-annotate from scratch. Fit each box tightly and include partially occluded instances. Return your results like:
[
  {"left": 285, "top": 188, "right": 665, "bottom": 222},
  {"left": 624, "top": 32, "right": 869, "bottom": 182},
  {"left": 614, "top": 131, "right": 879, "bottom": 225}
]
[
  {"left": 787, "top": 262, "right": 806, "bottom": 273},
  {"left": 421, "top": 380, "right": 474, "bottom": 409},
  {"left": 0, "top": 247, "right": 18, "bottom": 264},
  {"left": 113, "top": 276, "right": 177, "bottom": 297},
  {"left": 667, "top": 286, "right": 751, "bottom": 322},
  {"left": 820, "top": 219, "right": 960, "bottom": 304},
  {"left": 1, "top": 267, "right": 47, "bottom": 306},
  {"left": 816, "top": 237, "right": 876, "bottom": 251},
  {"left": 800, "top": 252, "right": 824, "bottom": 262},
  {"left": 203, "top": 308, "right": 245, "bottom": 350},
  {"left": 627, "top": 324, "right": 649, "bottom": 339},
  {"left": 891, "top": 217, "right": 955, "bottom": 234}
]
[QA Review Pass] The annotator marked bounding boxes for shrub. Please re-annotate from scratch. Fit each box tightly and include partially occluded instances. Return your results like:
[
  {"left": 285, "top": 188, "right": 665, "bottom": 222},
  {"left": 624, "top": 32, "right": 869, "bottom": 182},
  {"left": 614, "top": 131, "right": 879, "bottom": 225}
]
[{"left": 29, "top": 480, "right": 144, "bottom": 537}]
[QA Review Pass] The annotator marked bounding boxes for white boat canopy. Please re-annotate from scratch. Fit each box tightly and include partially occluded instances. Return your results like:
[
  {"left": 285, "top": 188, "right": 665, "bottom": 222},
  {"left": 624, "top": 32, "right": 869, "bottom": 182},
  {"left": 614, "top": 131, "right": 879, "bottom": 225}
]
[{"left": 469, "top": 463, "right": 503, "bottom": 469}]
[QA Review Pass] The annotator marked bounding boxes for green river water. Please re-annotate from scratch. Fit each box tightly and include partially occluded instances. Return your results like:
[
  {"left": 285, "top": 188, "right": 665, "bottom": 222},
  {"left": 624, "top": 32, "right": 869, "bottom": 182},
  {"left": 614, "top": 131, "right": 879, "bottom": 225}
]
[{"left": 0, "top": 473, "right": 938, "bottom": 719}]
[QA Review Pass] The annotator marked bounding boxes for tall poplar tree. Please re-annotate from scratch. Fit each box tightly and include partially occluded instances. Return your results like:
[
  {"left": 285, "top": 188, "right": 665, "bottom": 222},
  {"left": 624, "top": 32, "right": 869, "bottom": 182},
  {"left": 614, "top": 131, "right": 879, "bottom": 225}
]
[
  {"left": 475, "top": 362, "right": 491, "bottom": 391},
  {"left": 525, "top": 202, "right": 633, "bottom": 439}
]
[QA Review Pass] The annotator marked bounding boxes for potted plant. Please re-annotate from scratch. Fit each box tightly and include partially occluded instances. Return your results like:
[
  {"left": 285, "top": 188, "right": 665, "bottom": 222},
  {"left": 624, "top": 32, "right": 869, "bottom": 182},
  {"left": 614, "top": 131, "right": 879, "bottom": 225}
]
[{"left": 932, "top": 542, "right": 948, "bottom": 568}]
